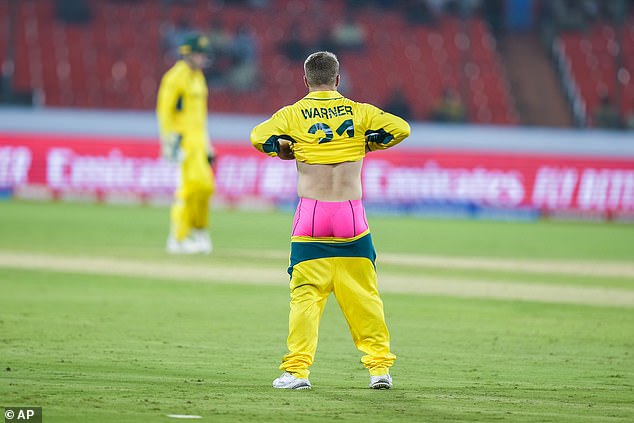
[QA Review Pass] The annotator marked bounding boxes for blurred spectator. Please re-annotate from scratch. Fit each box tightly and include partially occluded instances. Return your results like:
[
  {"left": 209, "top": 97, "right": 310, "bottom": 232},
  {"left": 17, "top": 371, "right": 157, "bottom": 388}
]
[
  {"left": 599, "top": 0, "right": 628, "bottom": 23},
  {"left": 247, "top": 0, "right": 270, "bottom": 8},
  {"left": 55, "top": 0, "right": 92, "bottom": 24},
  {"left": 593, "top": 93, "right": 623, "bottom": 129},
  {"left": 281, "top": 24, "right": 309, "bottom": 62},
  {"left": 314, "top": 26, "right": 337, "bottom": 54},
  {"left": 444, "top": 0, "right": 481, "bottom": 16},
  {"left": 231, "top": 25, "right": 258, "bottom": 66},
  {"left": 205, "top": 20, "right": 234, "bottom": 87},
  {"left": 374, "top": 0, "right": 395, "bottom": 9},
  {"left": 227, "top": 25, "right": 259, "bottom": 91},
  {"left": 401, "top": 0, "right": 436, "bottom": 25},
  {"left": 425, "top": 0, "right": 448, "bottom": 15},
  {"left": 430, "top": 88, "right": 466, "bottom": 123},
  {"left": 331, "top": 13, "right": 367, "bottom": 53},
  {"left": 384, "top": 88, "right": 412, "bottom": 121},
  {"left": 481, "top": 0, "right": 504, "bottom": 38},
  {"left": 207, "top": 19, "right": 232, "bottom": 56},
  {"left": 550, "top": 0, "right": 587, "bottom": 31},
  {"left": 581, "top": 0, "right": 600, "bottom": 23}
]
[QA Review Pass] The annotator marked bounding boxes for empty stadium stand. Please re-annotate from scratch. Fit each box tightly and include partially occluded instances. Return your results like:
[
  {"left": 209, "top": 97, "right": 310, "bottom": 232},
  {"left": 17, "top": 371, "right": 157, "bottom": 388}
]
[{"left": 557, "top": 17, "right": 634, "bottom": 127}]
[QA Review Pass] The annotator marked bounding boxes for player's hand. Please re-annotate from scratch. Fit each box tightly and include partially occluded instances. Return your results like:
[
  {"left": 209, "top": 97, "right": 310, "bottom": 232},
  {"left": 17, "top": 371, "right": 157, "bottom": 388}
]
[
  {"left": 365, "top": 132, "right": 383, "bottom": 143},
  {"left": 161, "top": 133, "right": 184, "bottom": 163},
  {"left": 365, "top": 133, "right": 380, "bottom": 152},
  {"left": 278, "top": 139, "right": 295, "bottom": 160},
  {"left": 365, "top": 129, "right": 390, "bottom": 152}
]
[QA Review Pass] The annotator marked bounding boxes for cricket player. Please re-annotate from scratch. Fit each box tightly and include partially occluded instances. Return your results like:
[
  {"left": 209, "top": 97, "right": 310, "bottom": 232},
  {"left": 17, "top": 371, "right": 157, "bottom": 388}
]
[
  {"left": 250, "top": 51, "right": 410, "bottom": 389},
  {"left": 157, "top": 33, "right": 215, "bottom": 254}
]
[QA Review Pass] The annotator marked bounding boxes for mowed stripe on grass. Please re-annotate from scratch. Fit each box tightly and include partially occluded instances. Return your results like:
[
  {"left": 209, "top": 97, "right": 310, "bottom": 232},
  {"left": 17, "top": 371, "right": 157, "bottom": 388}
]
[
  {"left": 2, "top": 250, "right": 633, "bottom": 307},
  {"left": 228, "top": 249, "right": 634, "bottom": 279}
]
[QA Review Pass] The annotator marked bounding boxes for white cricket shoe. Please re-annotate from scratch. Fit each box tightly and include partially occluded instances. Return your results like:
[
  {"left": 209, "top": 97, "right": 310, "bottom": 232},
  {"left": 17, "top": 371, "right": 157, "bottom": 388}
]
[
  {"left": 191, "top": 229, "right": 212, "bottom": 254},
  {"left": 166, "top": 236, "right": 200, "bottom": 254},
  {"left": 272, "top": 372, "right": 312, "bottom": 390},
  {"left": 369, "top": 374, "right": 393, "bottom": 389}
]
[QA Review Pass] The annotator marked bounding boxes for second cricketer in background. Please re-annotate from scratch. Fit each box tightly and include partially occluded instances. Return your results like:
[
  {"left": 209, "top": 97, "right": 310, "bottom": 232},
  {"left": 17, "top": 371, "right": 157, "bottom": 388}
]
[
  {"left": 251, "top": 51, "right": 410, "bottom": 390},
  {"left": 157, "top": 34, "right": 215, "bottom": 254}
]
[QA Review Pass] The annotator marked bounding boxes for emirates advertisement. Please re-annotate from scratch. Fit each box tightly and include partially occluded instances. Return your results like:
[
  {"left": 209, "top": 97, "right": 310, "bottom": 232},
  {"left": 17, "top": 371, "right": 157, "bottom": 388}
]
[{"left": 1, "top": 132, "right": 633, "bottom": 220}]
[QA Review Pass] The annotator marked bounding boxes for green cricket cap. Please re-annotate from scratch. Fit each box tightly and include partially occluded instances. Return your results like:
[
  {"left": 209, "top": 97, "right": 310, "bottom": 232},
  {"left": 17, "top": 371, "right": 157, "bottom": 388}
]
[{"left": 179, "top": 34, "right": 211, "bottom": 55}]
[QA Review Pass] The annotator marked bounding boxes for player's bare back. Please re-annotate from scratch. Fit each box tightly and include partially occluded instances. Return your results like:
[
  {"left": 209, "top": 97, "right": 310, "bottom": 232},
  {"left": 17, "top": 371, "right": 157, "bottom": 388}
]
[
  {"left": 297, "top": 160, "right": 363, "bottom": 202},
  {"left": 278, "top": 138, "right": 363, "bottom": 202}
]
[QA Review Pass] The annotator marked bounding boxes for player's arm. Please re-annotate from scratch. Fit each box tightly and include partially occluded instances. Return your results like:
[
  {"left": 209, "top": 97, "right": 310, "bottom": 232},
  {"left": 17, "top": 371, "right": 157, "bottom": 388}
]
[
  {"left": 250, "top": 108, "right": 295, "bottom": 160},
  {"left": 156, "top": 73, "right": 183, "bottom": 161},
  {"left": 362, "top": 104, "right": 411, "bottom": 152}
]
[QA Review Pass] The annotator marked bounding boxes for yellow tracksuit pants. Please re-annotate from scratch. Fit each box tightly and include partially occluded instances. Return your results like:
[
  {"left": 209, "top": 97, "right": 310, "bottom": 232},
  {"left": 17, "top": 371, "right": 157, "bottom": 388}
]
[
  {"left": 170, "top": 146, "right": 215, "bottom": 241},
  {"left": 281, "top": 233, "right": 396, "bottom": 378}
]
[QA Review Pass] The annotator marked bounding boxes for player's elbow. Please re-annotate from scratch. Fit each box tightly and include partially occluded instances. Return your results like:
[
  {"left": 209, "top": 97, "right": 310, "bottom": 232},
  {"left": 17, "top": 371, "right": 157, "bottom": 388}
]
[
  {"left": 250, "top": 129, "right": 273, "bottom": 155},
  {"left": 395, "top": 120, "right": 410, "bottom": 142},
  {"left": 401, "top": 121, "right": 411, "bottom": 139},
  {"left": 249, "top": 129, "right": 261, "bottom": 150}
]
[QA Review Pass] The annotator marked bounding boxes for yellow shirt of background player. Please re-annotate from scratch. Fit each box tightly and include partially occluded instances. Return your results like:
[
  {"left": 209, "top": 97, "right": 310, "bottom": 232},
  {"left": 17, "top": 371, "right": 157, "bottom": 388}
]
[
  {"left": 156, "top": 60, "right": 209, "bottom": 153},
  {"left": 251, "top": 90, "right": 410, "bottom": 165}
]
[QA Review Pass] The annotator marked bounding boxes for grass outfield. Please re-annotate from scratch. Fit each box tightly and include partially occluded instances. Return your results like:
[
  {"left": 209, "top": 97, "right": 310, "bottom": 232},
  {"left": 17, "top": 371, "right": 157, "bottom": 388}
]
[
  {"left": 1, "top": 200, "right": 633, "bottom": 422},
  {"left": 1, "top": 200, "right": 634, "bottom": 261}
]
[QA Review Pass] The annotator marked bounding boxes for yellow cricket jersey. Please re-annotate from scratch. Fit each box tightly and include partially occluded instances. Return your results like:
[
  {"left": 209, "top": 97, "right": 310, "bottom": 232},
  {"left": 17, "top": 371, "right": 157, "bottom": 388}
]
[
  {"left": 156, "top": 60, "right": 209, "bottom": 152},
  {"left": 250, "top": 90, "right": 410, "bottom": 164}
]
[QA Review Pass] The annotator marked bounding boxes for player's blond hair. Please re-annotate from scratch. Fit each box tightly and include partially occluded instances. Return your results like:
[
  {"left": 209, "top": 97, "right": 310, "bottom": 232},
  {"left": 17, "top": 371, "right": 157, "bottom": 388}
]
[{"left": 304, "top": 51, "right": 339, "bottom": 87}]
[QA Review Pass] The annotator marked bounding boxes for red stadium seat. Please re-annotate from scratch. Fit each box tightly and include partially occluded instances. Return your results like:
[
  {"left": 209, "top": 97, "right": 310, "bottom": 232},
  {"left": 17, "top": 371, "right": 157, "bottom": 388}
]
[
  {"left": 0, "top": 0, "right": 516, "bottom": 122},
  {"left": 558, "top": 21, "right": 633, "bottom": 125}
]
